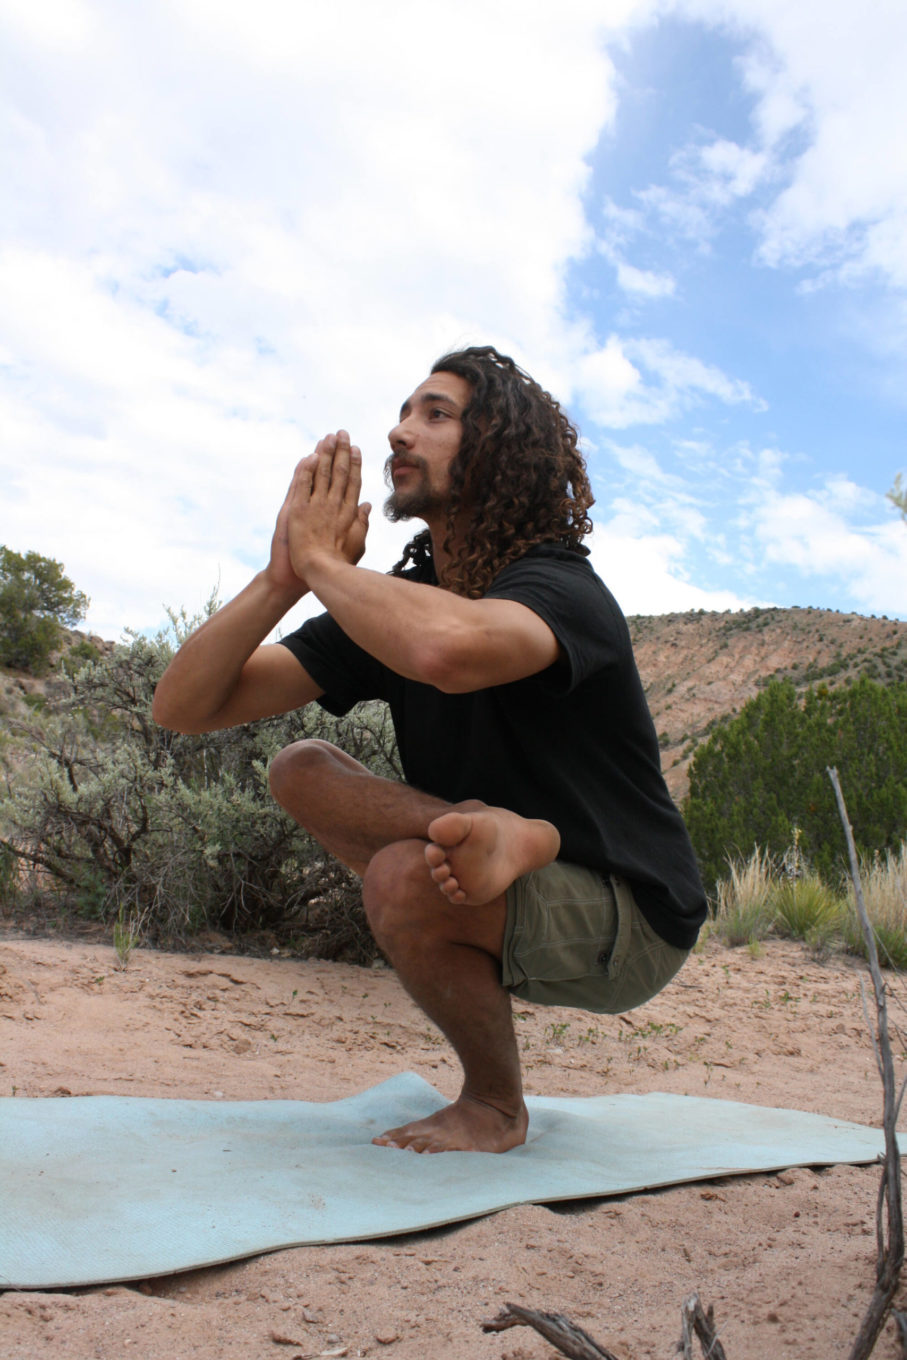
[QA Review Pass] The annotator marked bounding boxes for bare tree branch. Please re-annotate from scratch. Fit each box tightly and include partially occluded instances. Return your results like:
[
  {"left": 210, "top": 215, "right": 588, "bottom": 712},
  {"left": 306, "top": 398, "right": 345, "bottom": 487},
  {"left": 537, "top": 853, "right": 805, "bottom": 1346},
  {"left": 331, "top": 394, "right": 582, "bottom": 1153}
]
[
  {"left": 679, "top": 1293, "right": 729, "bottom": 1360},
  {"left": 828, "top": 766, "right": 904, "bottom": 1360},
  {"left": 482, "top": 1302, "right": 620, "bottom": 1359}
]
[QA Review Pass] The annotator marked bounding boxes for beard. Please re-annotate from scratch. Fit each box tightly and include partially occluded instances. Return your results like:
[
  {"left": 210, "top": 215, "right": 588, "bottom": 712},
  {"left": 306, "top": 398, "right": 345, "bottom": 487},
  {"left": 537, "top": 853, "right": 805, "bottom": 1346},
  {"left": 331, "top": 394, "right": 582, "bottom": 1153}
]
[{"left": 383, "top": 454, "right": 446, "bottom": 522}]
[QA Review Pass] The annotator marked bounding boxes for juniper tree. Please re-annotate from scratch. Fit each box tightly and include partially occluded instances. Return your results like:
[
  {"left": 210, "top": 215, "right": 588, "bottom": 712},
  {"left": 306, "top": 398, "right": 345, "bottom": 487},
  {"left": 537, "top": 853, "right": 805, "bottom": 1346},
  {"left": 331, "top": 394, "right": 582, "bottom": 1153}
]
[{"left": 685, "top": 676, "right": 907, "bottom": 888}]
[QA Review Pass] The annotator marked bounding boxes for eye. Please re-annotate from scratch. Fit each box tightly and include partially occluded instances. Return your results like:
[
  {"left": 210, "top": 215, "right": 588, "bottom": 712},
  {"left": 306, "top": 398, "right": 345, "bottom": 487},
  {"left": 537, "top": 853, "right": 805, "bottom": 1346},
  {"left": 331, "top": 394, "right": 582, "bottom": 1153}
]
[{"left": 429, "top": 407, "right": 449, "bottom": 420}]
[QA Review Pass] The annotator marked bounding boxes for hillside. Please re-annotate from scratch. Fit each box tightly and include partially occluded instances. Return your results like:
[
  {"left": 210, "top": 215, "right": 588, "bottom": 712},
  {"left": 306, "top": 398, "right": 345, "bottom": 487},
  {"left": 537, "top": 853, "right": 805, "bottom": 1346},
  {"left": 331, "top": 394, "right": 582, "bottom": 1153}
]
[
  {"left": 0, "top": 628, "right": 114, "bottom": 730},
  {"left": 2, "top": 609, "right": 906, "bottom": 807},
  {"left": 630, "top": 606, "right": 907, "bottom": 799}
]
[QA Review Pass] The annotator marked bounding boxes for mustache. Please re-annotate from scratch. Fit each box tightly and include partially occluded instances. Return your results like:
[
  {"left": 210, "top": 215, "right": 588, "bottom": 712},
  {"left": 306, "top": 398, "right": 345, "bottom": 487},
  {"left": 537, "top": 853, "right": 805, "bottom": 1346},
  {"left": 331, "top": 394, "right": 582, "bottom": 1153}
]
[{"left": 383, "top": 452, "right": 429, "bottom": 488}]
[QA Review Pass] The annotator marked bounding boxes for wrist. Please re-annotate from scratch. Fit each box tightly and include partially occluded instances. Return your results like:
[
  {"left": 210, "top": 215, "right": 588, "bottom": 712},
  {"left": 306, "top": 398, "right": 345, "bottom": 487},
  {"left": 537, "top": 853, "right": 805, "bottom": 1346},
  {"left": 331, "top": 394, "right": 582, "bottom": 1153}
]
[
  {"left": 297, "top": 548, "right": 347, "bottom": 586},
  {"left": 257, "top": 567, "right": 309, "bottom": 609}
]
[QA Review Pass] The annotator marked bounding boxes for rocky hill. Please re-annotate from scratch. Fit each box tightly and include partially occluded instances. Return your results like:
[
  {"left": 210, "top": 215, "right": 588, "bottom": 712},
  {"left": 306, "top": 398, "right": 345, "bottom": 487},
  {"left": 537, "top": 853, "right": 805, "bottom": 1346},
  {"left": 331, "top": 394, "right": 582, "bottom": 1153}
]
[
  {"left": 2, "top": 610, "right": 906, "bottom": 806},
  {"left": 630, "top": 606, "right": 907, "bottom": 799},
  {"left": 0, "top": 629, "right": 115, "bottom": 729}
]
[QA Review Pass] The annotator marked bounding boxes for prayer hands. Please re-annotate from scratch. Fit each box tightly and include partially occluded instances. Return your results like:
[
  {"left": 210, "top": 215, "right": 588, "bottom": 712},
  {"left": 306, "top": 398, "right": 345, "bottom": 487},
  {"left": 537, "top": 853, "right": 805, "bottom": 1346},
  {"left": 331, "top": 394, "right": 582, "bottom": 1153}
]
[{"left": 268, "top": 431, "right": 371, "bottom": 590}]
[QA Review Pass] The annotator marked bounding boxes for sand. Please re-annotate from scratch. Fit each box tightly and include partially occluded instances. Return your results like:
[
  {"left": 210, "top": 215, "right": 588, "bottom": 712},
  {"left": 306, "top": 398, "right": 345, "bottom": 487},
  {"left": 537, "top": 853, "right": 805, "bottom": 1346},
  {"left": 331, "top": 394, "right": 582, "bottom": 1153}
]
[{"left": 1, "top": 931, "right": 904, "bottom": 1359}]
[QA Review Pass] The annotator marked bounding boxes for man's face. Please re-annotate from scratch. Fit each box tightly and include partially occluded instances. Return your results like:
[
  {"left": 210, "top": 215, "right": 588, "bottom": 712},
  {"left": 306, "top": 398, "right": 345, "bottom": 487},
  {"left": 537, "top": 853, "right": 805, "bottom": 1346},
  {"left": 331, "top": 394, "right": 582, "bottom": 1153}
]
[{"left": 384, "top": 371, "right": 471, "bottom": 524}]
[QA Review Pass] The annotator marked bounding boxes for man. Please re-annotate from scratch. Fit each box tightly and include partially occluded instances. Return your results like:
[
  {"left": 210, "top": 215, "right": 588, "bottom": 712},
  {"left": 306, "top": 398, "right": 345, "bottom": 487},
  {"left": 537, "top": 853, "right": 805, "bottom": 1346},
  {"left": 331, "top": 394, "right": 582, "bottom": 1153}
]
[{"left": 152, "top": 346, "right": 707, "bottom": 1155}]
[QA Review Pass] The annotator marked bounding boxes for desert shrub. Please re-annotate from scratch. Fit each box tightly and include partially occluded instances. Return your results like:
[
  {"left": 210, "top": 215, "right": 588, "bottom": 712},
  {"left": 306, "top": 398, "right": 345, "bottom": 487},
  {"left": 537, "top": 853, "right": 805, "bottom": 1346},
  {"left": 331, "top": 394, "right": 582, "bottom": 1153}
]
[
  {"left": 843, "top": 842, "right": 907, "bottom": 970},
  {"left": 711, "top": 847, "right": 776, "bottom": 947},
  {"left": 0, "top": 546, "right": 89, "bottom": 675},
  {"left": 61, "top": 637, "right": 101, "bottom": 677},
  {"left": 685, "top": 676, "right": 907, "bottom": 888},
  {"left": 0, "top": 617, "right": 400, "bottom": 960},
  {"left": 771, "top": 874, "right": 844, "bottom": 947}
]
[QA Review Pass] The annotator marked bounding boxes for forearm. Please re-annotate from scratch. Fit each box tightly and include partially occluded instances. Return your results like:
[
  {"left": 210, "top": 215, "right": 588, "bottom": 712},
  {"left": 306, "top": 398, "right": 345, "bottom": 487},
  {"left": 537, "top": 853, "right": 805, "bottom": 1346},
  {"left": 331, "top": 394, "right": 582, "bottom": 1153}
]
[
  {"left": 302, "top": 553, "right": 472, "bottom": 686},
  {"left": 152, "top": 571, "right": 306, "bottom": 730}
]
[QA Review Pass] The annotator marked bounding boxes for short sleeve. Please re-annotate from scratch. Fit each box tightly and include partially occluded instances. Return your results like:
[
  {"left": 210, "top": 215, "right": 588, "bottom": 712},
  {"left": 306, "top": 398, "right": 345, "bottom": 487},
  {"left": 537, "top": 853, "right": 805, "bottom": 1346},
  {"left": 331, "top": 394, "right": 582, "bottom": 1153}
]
[
  {"left": 278, "top": 612, "right": 388, "bottom": 715},
  {"left": 485, "top": 546, "right": 630, "bottom": 694}
]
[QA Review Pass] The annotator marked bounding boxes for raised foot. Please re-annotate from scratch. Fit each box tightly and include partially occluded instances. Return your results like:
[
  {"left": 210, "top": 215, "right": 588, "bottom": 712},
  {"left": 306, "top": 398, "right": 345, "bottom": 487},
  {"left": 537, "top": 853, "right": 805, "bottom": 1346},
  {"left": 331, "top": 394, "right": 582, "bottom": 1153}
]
[
  {"left": 424, "top": 804, "right": 560, "bottom": 906},
  {"left": 372, "top": 1093, "right": 529, "bottom": 1154}
]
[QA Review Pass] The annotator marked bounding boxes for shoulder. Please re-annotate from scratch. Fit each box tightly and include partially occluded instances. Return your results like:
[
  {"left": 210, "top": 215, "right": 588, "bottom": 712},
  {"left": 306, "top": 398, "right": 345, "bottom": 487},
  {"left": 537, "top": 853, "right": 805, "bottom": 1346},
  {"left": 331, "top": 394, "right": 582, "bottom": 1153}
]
[
  {"left": 485, "top": 545, "right": 633, "bottom": 686},
  {"left": 488, "top": 545, "right": 622, "bottom": 619}
]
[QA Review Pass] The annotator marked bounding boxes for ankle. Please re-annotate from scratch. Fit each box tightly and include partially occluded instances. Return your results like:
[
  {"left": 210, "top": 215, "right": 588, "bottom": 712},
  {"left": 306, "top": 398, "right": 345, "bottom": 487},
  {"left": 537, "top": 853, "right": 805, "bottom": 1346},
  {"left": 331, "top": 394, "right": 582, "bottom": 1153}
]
[{"left": 460, "top": 1088, "right": 526, "bottom": 1125}]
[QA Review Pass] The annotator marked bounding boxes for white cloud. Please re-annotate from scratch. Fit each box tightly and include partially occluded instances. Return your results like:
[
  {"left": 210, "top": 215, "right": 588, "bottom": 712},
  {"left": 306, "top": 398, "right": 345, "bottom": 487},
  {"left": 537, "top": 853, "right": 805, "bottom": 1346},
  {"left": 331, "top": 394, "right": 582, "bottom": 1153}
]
[
  {"left": 627, "top": 135, "right": 769, "bottom": 249},
  {"left": 675, "top": 0, "right": 907, "bottom": 293},
  {"left": 575, "top": 334, "right": 760, "bottom": 426},
  {"left": 615, "top": 259, "right": 677, "bottom": 298},
  {"left": 3, "top": 0, "right": 905, "bottom": 641},
  {"left": 588, "top": 520, "right": 751, "bottom": 614},
  {"left": 694, "top": 138, "right": 768, "bottom": 202},
  {"left": 595, "top": 229, "right": 677, "bottom": 298},
  {"left": 0, "top": 0, "right": 644, "bottom": 637},
  {"left": 745, "top": 474, "right": 907, "bottom": 617}
]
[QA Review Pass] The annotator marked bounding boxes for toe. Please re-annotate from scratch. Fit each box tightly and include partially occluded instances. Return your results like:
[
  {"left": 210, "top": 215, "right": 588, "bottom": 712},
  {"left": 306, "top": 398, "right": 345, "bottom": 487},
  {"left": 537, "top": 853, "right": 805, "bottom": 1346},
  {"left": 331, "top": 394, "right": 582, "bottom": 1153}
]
[{"left": 424, "top": 842, "right": 445, "bottom": 868}]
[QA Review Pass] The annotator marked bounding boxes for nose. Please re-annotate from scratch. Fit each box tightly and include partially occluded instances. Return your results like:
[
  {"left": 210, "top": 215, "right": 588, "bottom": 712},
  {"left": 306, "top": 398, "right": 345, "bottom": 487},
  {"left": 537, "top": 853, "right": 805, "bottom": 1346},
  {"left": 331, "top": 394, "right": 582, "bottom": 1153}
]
[{"left": 388, "top": 416, "right": 414, "bottom": 451}]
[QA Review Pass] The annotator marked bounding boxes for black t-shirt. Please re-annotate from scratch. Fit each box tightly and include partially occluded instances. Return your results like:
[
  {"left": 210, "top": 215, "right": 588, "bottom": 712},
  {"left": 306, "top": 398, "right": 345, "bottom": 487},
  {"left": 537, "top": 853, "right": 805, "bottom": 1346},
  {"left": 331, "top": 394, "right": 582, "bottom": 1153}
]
[{"left": 278, "top": 545, "right": 707, "bottom": 948}]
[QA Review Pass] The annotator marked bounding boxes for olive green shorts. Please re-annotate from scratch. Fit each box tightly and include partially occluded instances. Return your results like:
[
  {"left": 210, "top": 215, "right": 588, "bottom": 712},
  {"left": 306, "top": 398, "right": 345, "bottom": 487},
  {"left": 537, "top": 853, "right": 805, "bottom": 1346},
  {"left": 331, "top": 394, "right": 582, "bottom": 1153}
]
[{"left": 501, "top": 861, "right": 690, "bottom": 1014}]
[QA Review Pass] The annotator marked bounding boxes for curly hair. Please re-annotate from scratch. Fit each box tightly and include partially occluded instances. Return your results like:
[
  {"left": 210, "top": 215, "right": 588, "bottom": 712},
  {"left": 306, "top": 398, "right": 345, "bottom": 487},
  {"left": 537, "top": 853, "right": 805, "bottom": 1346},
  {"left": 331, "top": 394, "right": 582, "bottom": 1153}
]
[{"left": 391, "top": 346, "right": 594, "bottom": 598}]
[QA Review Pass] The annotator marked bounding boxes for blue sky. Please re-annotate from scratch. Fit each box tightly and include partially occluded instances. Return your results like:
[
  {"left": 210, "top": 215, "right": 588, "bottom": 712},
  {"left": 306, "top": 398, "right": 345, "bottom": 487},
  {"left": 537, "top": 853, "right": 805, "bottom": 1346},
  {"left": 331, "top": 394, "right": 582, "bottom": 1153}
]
[{"left": 1, "top": 0, "right": 905, "bottom": 639}]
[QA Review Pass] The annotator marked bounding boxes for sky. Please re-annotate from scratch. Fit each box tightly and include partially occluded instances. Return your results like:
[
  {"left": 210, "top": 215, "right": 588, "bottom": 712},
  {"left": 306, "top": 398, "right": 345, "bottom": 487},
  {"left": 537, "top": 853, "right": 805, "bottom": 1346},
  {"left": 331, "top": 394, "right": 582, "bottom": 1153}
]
[{"left": 2, "top": 0, "right": 906, "bottom": 641}]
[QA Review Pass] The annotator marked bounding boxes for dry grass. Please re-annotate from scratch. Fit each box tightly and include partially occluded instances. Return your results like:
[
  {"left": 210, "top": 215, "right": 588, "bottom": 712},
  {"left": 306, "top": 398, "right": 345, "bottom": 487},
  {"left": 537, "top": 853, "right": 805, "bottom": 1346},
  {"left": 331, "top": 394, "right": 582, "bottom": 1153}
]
[
  {"left": 712, "top": 841, "right": 907, "bottom": 966},
  {"left": 843, "top": 843, "right": 907, "bottom": 970},
  {"left": 711, "top": 847, "right": 776, "bottom": 947}
]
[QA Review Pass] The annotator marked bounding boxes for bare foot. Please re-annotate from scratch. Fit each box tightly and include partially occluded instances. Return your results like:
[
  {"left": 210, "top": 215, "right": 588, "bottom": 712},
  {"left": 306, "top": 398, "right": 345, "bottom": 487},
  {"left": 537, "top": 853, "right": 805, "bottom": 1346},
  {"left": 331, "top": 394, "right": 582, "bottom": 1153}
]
[
  {"left": 372, "top": 1093, "right": 529, "bottom": 1154},
  {"left": 424, "top": 804, "right": 560, "bottom": 905}
]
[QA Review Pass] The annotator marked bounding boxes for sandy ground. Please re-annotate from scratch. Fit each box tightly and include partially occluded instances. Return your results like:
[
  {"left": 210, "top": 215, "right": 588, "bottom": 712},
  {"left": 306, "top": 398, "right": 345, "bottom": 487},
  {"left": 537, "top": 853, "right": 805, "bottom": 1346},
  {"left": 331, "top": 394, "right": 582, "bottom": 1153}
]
[{"left": 1, "top": 930, "right": 905, "bottom": 1360}]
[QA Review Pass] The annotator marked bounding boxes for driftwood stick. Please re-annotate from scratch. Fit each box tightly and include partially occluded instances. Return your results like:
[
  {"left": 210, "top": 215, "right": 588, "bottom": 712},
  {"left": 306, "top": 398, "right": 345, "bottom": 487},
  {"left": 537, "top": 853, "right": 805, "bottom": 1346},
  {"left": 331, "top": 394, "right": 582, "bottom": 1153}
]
[
  {"left": 481, "top": 1302, "right": 620, "bottom": 1359},
  {"left": 893, "top": 1308, "right": 907, "bottom": 1358},
  {"left": 680, "top": 1293, "right": 729, "bottom": 1360},
  {"left": 482, "top": 1296, "right": 731, "bottom": 1360},
  {"left": 828, "top": 767, "right": 904, "bottom": 1360}
]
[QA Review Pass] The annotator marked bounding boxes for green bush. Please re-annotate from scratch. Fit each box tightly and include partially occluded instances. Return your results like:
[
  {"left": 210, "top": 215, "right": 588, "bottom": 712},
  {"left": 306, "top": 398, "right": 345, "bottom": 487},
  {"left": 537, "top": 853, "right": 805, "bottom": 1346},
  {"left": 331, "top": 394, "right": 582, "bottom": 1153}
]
[
  {"left": 771, "top": 875, "right": 844, "bottom": 947},
  {"left": 685, "top": 676, "right": 907, "bottom": 888},
  {"left": 0, "top": 546, "right": 89, "bottom": 675},
  {"left": 0, "top": 616, "right": 400, "bottom": 960}
]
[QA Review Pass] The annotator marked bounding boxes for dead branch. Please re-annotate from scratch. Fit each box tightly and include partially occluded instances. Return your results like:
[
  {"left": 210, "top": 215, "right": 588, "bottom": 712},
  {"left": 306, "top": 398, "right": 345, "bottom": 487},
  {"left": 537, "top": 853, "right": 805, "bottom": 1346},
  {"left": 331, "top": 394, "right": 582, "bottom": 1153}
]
[
  {"left": 482, "top": 1302, "right": 620, "bottom": 1359},
  {"left": 828, "top": 766, "right": 904, "bottom": 1360},
  {"left": 894, "top": 1309, "right": 907, "bottom": 1358},
  {"left": 482, "top": 1295, "right": 729, "bottom": 1360},
  {"left": 679, "top": 1292, "right": 729, "bottom": 1360}
]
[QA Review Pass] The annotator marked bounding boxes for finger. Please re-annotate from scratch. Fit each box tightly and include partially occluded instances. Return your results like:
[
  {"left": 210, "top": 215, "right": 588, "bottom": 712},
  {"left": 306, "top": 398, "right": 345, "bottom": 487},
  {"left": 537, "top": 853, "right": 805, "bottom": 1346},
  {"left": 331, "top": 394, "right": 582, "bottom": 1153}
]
[
  {"left": 290, "top": 454, "right": 318, "bottom": 504},
  {"left": 312, "top": 435, "right": 336, "bottom": 494},
  {"left": 329, "top": 429, "right": 354, "bottom": 504},
  {"left": 340, "top": 440, "right": 362, "bottom": 516}
]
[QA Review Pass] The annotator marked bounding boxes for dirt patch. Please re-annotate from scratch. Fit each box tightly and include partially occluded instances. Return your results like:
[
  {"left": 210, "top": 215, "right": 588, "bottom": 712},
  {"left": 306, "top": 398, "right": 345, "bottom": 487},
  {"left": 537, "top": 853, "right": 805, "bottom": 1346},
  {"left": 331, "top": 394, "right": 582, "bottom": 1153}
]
[{"left": 1, "top": 933, "right": 904, "bottom": 1358}]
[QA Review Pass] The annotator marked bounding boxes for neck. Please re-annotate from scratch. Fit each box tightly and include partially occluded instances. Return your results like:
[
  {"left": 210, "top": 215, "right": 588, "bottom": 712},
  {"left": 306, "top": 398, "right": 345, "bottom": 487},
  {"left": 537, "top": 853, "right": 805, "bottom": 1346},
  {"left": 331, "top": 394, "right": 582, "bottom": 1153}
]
[{"left": 423, "top": 508, "right": 467, "bottom": 588}]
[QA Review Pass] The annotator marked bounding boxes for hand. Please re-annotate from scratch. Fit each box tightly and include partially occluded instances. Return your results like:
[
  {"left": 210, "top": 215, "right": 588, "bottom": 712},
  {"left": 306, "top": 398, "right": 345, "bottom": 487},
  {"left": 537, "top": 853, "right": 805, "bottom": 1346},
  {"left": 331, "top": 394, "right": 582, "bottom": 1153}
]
[{"left": 270, "top": 431, "right": 370, "bottom": 588}]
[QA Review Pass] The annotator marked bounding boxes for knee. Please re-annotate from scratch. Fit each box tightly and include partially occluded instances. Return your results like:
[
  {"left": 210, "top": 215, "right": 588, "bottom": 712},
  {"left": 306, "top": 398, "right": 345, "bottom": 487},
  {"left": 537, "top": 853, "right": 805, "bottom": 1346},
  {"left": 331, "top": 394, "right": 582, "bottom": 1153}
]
[
  {"left": 268, "top": 739, "right": 340, "bottom": 813},
  {"left": 362, "top": 841, "right": 433, "bottom": 945}
]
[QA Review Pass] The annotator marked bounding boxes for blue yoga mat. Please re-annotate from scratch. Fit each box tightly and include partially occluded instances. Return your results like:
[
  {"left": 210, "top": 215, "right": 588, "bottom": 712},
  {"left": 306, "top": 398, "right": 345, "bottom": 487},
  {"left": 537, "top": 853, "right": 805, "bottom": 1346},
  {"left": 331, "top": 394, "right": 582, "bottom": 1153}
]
[{"left": 0, "top": 1073, "right": 887, "bottom": 1288}]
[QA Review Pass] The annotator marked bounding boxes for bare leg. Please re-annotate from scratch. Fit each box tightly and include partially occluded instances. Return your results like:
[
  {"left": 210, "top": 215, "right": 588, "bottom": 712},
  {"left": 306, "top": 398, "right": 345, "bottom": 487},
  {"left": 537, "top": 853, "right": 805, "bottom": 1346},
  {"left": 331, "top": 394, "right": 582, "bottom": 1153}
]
[
  {"left": 268, "top": 739, "right": 559, "bottom": 1152},
  {"left": 269, "top": 739, "right": 450, "bottom": 875},
  {"left": 363, "top": 839, "right": 527, "bottom": 1153}
]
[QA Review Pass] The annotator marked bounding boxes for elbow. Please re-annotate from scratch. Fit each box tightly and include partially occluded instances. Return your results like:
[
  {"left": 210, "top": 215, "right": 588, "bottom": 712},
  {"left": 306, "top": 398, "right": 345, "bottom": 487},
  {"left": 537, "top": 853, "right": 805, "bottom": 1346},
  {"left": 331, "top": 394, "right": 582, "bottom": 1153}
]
[
  {"left": 151, "top": 690, "right": 182, "bottom": 732},
  {"left": 151, "top": 686, "right": 201, "bottom": 734},
  {"left": 414, "top": 635, "right": 477, "bottom": 694}
]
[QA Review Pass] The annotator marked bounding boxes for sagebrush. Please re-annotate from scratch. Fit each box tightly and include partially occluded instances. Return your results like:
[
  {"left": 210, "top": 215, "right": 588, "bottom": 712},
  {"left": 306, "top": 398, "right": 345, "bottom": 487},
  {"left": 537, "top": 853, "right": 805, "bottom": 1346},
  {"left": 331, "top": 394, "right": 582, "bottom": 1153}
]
[{"left": 0, "top": 614, "right": 401, "bottom": 960}]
